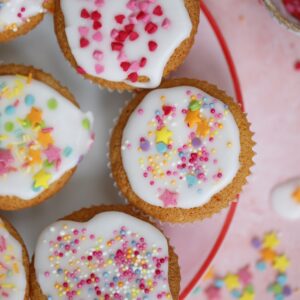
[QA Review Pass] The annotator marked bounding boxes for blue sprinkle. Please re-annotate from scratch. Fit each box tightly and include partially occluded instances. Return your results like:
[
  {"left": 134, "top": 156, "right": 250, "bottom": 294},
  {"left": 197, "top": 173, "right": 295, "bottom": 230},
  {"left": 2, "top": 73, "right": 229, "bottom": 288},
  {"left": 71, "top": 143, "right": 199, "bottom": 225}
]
[
  {"left": 231, "top": 290, "right": 241, "bottom": 298},
  {"left": 103, "top": 271, "right": 109, "bottom": 278},
  {"left": 32, "top": 184, "right": 41, "bottom": 193},
  {"left": 5, "top": 105, "right": 16, "bottom": 115},
  {"left": 155, "top": 110, "right": 161, "bottom": 115},
  {"left": 156, "top": 142, "right": 167, "bottom": 153},
  {"left": 256, "top": 261, "right": 267, "bottom": 271},
  {"left": 277, "top": 274, "right": 287, "bottom": 286},
  {"left": 275, "top": 294, "right": 284, "bottom": 300},
  {"left": 209, "top": 103, "right": 215, "bottom": 108},
  {"left": 186, "top": 174, "right": 197, "bottom": 187},
  {"left": 47, "top": 296, "right": 53, "bottom": 300},
  {"left": 214, "top": 279, "right": 224, "bottom": 288},
  {"left": 63, "top": 146, "right": 73, "bottom": 157},
  {"left": 25, "top": 94, "right": 35, "bottom": 106},
  {"left": 203, "top": 96, "right": 208, "bottom": 102},
  {"left": 57, "top": 268, "right": 63, "bottom": 274}
]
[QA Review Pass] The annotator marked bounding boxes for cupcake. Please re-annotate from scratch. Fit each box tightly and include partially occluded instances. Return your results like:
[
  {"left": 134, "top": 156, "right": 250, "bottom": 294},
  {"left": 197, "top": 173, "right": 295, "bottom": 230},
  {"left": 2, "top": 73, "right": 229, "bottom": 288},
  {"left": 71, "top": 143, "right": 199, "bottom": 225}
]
[
  {"left": 110, "top": 79, "right": 255, "bottom": 223},
  {"left": 0, "top": 65, "right": 94, "bottom": 210},
  {"left": 0, "top": 0, "right": 50, "bottom": 42},
  {"left": 54, "top": 0, "right": 199, "bottom": 91},
  {"left": 0, "top": 216, "right": 30, "bottom": 299},
  {"left": 272, "top": 177, "right": 300, "bottom": 220},
  {"left": 30, "top": 205, "right": 180, "bottom": 300}
]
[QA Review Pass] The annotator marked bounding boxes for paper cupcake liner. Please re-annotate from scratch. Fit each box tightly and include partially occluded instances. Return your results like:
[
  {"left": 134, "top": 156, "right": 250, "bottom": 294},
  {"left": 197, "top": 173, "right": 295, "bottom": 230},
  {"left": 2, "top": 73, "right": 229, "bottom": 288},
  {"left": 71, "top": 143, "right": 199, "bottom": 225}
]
[{"left": 263, "top": 0, "right": 300, "bottom": 34}]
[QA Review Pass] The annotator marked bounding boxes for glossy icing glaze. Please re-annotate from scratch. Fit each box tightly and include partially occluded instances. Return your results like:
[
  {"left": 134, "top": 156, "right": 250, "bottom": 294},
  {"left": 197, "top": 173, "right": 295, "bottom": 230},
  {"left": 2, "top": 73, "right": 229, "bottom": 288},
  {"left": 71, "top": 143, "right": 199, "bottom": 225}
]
[
  {"left": 34, "top": 211, "right": 172, "bottom": 300},
  {"left": 272, "top": 177, "right": 300, "bottom": 220},
  {"left": 0, "top": 75, "right": 94, "bottom": 200},
  {"left": 0, "top": 218, "right": 26, "bottom": 299},
  {"left": 0, "top": 0, "right": 44, "bottom": 32},
  {"left": 121, "top": 86, "right": 241, "bottom": 209},
  {"left": 60, "top": 0, "right": 192, "bottom": 88}
]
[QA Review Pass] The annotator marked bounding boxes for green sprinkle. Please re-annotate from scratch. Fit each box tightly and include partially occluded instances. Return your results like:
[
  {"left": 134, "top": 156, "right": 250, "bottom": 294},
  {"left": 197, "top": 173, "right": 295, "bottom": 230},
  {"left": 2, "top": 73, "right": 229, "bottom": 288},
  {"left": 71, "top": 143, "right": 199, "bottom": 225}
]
[
  {"left": 48, "top": 98, "right": 58, "bottom": 110},
  {"left": 5, "top": 122, "right": 14, "bottom": 132},
  {"left": 82, "top": 118, "right": 90, "bottom": 130},
  {"left": 189, "top": 100, "right": 201, "bottom": 111},
  {"left": 63, "top": 146, "right": 73, "bottom": 157},
  {"left": 44, "top": 160, "right": 54, "bottom": 168}
]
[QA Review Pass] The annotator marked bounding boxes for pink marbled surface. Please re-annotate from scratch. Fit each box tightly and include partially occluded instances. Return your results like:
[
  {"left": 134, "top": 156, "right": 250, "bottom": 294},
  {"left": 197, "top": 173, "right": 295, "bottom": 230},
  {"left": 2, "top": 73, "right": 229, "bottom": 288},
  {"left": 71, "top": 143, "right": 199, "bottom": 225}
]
[{"left": 186, "top": 0, "right": 300, "bottom": 299}]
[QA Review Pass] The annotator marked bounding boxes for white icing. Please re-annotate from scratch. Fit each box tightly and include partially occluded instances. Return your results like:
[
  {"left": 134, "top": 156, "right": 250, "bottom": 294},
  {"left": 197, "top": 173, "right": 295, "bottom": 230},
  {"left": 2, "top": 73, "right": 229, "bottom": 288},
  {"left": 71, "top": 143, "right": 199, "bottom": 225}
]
[
  {"left": 0, "top": 0, "right": 44, "bottom": 32},
  {"left": 34, "top": 211, "right": 172, "bottom": 300},
  {"left": 0, "top": 218, "right": 26, "bottom": 300},
  {"left": 121, "top": 86, "right": 241, "bottom": 209},
  {"left": 0, "top": 75, "right": 94, "bottom": 200},
  {"left": 60, "top": 0, "right": 192, "bottom": 88},
  {"left": 272, "top": 178, "right": 300, "bottom": 220}
]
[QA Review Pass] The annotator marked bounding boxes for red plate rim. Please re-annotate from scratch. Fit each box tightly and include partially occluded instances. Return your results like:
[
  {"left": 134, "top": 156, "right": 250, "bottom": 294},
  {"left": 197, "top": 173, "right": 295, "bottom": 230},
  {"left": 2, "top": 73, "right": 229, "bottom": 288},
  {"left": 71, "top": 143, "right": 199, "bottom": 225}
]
[{"left": 179, "top": 1, "right": 243, "bottom": 299}]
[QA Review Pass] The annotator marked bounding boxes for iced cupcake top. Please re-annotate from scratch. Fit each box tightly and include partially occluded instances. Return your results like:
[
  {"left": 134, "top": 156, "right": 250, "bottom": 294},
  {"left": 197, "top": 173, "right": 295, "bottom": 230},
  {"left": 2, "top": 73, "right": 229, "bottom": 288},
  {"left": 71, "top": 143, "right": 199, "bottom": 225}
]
[
  {"left": 0, "top": 74, "right": 94, "bottom": 200},
  {"left": 34, "top": 211, "right": 172, "bottom": 300},
  {"left": 121, "top": 86, "right": 241, "bottom": 209},
  {"left": 59, "top": 0, "right": 192, "bottom": 88}
]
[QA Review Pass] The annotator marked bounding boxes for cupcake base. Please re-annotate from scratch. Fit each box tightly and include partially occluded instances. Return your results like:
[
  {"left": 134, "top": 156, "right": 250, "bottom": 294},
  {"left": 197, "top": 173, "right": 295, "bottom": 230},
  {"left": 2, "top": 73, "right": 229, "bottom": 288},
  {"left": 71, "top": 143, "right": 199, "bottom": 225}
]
[{"left": 110, "top": 78, "right": 255, "bottom": 223}]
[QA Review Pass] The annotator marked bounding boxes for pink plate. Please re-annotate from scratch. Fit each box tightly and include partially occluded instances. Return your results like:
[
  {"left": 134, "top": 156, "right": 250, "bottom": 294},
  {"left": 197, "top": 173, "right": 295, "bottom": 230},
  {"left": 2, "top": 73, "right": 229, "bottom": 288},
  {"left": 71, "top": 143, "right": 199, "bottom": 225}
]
[{"left": 0, "top": 2, "right": 243, "bottom": 299}]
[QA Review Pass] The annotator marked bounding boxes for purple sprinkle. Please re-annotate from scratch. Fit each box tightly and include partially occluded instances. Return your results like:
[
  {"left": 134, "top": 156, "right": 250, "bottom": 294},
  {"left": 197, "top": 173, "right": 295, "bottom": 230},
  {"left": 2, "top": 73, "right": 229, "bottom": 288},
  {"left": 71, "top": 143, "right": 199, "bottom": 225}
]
[
  {"left": 192, "top": 137, "right": 202, "bottom": 148},
  {"left": 251, "top": 237, "right": 261, "bottom": 249},
  {"left": 140, "top": 138, "right": 150, "bottom": 152},
  {"left": 283, "top": 286, "right": 292, "bottom": 296}
]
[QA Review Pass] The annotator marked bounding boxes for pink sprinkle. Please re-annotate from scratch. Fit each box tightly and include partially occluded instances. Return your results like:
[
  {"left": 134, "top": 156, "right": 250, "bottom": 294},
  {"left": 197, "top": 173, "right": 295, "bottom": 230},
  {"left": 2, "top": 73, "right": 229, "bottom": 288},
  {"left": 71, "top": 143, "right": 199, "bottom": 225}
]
[
  {"left": 127, "top": 0, "right": 137, "bottom": 11},
  {"left": 139, "top": 1, "right": 150, "bottom": 12},
  {"left": 111, "top": 29, "right": 119, "bottom": 39},
  {"left": 93, "top": 50, "right": 103, "bottom": 61},
  {"left": 78, "top": 26, "right": 89, "bottom": 37},
  {"left": 95, "top": 64, "right": 105, "bottom": 74},
  {"left": 130, "top": 61, "right": 140, "bottom": 72},
  {"left": 162, "top": 18, "right": 171, "bottom": 29},
  {"left": 137, "top": 108, "right": 144, "bottom": 115},
  {"left": 94, "top": 0, "right": 104, "bottom": 7},
  {"left": 92, "top": 31, "right": 103, "bottom": 42}
]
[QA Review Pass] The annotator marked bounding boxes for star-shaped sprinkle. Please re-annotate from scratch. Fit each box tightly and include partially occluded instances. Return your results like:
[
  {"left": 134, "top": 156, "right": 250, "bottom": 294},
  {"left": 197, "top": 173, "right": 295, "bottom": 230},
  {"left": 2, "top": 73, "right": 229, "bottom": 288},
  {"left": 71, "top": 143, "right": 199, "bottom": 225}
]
[
  {"left": 27, "top": 107, "right": 42, "bottom": 126},
  {"left": 159, "top": 189, "right": 178, "bottom": 207},
  {"left": 0, "top": 148, "right": 14, "bottom": 175},
  {"left": 263, "top": 232, "right": 279, "bottom": 250},
  {"left": 155, "top": 127, "right": 172, "bottom": 144},
  {"left": 205, "top": 285, "right": 221, "bottom": 300},
  {"left": 261, "top": 248, "right": 276, "bottom": 263},
  {"left": 27, "top": 149, "right": 42, "bottom": 166},
  {"left": 33, "top": 170, "right": 52, "bottom": 189},
  {"left": 273, "top": 255, "right": 290, "bottom": 273},
  {"left": 44, "top": 145, "right": 61, "bottom": 164},
  {"left": 224, "top": 273, "right": 240, "bottom": 291},
  {"left": 203, "top": 267, "right": 215, "bottom": 281},
  {"left": 240, "top": 290, "right": 255, "bottom": 300},
  {"left": 38, "top": 131, "right": 54, "bottom": 148},
  {"left": 238, "top": 266, "right": 253, "bottom": 286},
  {"left": 292, "top": 187, "right": 300, "bottom": 204},
  {"left": 185, "top": 110, "right": 209, "bottom": 137}
]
